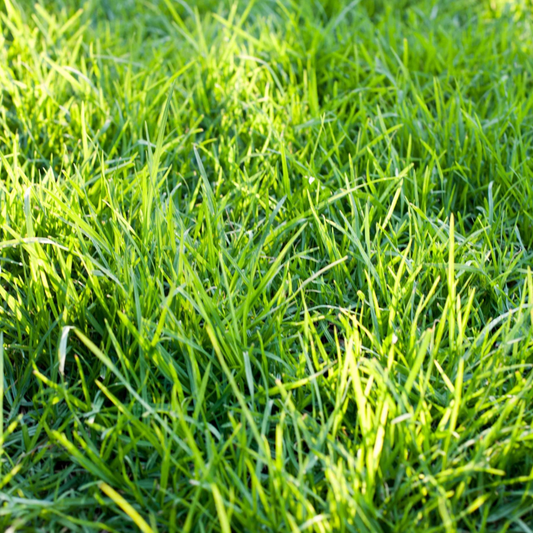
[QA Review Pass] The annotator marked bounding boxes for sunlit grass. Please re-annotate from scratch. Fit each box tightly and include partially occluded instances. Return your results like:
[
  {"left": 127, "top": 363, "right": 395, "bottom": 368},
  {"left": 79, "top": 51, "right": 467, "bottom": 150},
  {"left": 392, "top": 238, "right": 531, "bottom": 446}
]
[{"left": 1, "top": 0, "right": 533, "bottom": 531}]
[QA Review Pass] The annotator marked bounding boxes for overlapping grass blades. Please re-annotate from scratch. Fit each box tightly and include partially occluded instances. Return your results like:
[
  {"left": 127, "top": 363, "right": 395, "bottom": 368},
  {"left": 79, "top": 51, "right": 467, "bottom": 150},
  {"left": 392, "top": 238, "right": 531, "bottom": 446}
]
[{"left": 1, "top": 0, "right": 533, "bottom": 531}]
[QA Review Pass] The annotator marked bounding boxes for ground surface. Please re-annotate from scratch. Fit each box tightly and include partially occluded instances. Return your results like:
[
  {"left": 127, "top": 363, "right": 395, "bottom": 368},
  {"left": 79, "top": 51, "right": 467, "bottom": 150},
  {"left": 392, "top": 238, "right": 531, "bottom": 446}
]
[{"left": 1, "top": 0, "right": 533, "bottom": 531}]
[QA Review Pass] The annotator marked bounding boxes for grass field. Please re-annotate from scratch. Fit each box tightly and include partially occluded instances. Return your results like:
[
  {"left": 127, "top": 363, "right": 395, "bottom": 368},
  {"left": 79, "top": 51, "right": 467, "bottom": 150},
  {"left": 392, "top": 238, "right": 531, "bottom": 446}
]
[{"left": 1, "top": 0, "right": 533, "bottom": 531}]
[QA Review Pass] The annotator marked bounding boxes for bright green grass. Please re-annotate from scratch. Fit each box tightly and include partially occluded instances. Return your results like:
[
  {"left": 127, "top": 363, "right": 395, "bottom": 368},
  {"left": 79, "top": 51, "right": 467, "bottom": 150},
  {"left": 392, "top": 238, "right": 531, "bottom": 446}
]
[{"left": 1, "top": 0, "right": 533, "bottom": 530}]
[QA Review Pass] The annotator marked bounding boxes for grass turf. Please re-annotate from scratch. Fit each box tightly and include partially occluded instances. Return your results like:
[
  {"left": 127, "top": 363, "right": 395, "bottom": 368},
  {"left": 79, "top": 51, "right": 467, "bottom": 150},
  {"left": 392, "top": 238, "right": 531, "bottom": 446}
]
[{"left": 1, "top": 0, "right": 533, "bottom": 530}]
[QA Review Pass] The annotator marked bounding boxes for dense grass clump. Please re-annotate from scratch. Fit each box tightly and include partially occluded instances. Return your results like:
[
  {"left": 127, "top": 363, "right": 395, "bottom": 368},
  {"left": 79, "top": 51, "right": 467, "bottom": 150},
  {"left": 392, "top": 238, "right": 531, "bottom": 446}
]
[{"left": 1, "top": 0, "right": 533, "bottom": 530}]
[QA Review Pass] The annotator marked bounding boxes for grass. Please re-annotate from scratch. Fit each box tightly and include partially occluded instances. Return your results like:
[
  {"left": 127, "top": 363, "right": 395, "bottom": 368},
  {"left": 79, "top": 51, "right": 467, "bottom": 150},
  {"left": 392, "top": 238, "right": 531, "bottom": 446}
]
[{"left": 1, "top": 0, "right": 533, "bottom": 530}]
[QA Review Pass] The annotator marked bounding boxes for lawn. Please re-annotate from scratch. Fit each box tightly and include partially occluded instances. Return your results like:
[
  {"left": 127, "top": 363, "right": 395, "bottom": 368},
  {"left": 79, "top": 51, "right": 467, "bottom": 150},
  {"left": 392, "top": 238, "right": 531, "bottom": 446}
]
[{"left": 1, "top": 0, "right": 533, "bottom": 531}]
